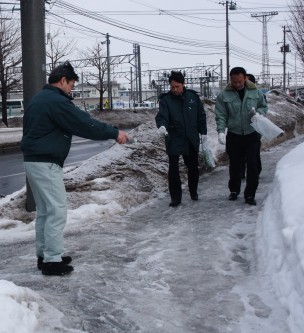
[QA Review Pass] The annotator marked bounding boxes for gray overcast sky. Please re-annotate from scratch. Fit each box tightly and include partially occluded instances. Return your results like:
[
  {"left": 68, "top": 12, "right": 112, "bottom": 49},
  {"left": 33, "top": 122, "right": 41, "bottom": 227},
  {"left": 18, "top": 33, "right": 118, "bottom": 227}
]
[
  {"left": 43, "top": 0, "right": 292, "bottom": 79},
  {"left": 4, "top": 0, "right": 292, "bottom": 84}
]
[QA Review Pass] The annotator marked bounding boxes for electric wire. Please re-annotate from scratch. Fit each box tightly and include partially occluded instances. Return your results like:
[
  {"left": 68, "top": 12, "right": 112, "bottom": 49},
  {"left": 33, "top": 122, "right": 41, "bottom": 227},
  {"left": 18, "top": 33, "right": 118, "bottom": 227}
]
[{"left": 47, "top": 0, "right": 290, "bottom": 73}]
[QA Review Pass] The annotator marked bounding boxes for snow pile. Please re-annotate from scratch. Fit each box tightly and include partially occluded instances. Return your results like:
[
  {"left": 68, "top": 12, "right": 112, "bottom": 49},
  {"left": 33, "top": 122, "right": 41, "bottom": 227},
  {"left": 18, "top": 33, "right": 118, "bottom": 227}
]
[
  {"left": 0, "top": 127, "right": 22, "bottom": 144},
  {"left": 0, "top": 280, "right": 39, "bottom": 333},
  {"left": 257, "top": 142, "right": 304, "bottom": 333},
  {"left": 0, "top": 280, "right": 75, "bottom": 333}
]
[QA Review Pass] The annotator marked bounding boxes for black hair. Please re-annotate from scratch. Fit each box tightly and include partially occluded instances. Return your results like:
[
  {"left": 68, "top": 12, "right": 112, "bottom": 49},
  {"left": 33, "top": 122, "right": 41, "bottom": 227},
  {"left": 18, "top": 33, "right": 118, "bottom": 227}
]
[
  {"left": 168, "top": 71, "right": 185, "bottom": 84},
  {"left": 230, "top": 67, "right": 247, "bottom": 77},
  {"left": 247, "top": 73, "right": 256, "bottom": 84},
  {"left": 48, "top": 61, "right": 79, "bottom": 84}
]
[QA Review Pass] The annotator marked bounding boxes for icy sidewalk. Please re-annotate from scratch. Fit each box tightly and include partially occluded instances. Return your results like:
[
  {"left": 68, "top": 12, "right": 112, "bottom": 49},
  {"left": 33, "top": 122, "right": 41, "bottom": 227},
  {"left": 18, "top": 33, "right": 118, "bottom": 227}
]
[{"left": 1, "top": 138, "right": 302, "bottom": 332}]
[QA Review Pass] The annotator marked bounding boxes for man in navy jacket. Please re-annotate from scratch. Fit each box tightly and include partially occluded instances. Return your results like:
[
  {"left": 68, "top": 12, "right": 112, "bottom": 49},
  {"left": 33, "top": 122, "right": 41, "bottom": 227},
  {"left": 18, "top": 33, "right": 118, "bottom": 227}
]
[
  {"left": 155, "top": 71, "right": 207, "bottom": 207},
  {"left": 21, "top": 61, "right": 129, "bottom": 276}
]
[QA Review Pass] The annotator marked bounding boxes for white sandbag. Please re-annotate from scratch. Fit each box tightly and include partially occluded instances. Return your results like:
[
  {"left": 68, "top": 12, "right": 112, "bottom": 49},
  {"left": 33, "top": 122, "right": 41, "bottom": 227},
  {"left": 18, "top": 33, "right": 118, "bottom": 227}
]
[
  {"left": 250, "top": 113, "right": 284, "bottom": 141},
  {"left": 200, "top": 136, "right": 215, "bottom": 169}
]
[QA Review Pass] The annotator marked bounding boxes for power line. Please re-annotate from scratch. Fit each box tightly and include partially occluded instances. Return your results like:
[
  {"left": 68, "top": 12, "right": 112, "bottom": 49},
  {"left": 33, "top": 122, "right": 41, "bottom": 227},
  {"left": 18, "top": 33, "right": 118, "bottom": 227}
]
[
  {"left": 51, "top": 1, "right": 224, "bottom": 47},
  {"left": 46, "top": 13, "right": 226, "bottom": 56},
  {"left": 46, "top": 0, "right": 287, "bottom": 75}
]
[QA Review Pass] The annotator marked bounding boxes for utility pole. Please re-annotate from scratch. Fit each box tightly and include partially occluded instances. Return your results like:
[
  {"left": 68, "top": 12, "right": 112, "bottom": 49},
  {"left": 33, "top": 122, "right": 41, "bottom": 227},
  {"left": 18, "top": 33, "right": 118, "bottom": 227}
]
[
  {"left": 220, "top": 58, "right": 223, "bottom": 90},
  {"left": 133, "top": 43, "right": 138, "bottom": 102},
  {"left": 219, "top": 1, "right": 237, "bottom": 84},
  {"left": 81, "top": 71, "right": 85, "bottom": 110},
  {"left": 137, "top": 44, "right": 142, "bottom": 103},
  {"left": 130, "top": 66, "right": 133, "bottom": 107},
  {"left": 20, "top": 0, "right": 46, "bottom": 212},
  {"left": 251, "top": 11, "right": 278, "bottom": 87},
  {"left": 280, "top": 26, "right": 291, "bottom": 92},
  {"left": 106, "top": 33, "right": 112, "bottom": 109},
  {"left": 295, "top": 53, "right": 298, "bottom": 98}
]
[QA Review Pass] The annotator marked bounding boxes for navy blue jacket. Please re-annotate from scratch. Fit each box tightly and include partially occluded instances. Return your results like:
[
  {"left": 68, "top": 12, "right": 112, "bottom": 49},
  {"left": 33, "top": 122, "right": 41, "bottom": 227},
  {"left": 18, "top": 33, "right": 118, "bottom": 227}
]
[
  {"left": 155, "top": 88, "right": 207, "bottom": 155},
  {"left": 21, "top": 85, "right": 118, "bottom": 167}
]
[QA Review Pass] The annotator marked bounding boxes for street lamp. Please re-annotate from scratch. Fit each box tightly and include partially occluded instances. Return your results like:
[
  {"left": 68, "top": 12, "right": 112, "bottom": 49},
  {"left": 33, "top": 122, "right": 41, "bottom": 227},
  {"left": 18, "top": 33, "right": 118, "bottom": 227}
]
[{"left": 219, "top": 1, "right": 237, "bottom": 84}]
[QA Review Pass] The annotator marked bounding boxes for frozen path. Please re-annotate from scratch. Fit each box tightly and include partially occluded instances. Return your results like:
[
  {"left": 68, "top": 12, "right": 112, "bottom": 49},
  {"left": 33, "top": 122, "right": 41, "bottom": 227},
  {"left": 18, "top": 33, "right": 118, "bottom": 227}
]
[{"left": 1, "top": 137, "right": 302, "bottom": 332}]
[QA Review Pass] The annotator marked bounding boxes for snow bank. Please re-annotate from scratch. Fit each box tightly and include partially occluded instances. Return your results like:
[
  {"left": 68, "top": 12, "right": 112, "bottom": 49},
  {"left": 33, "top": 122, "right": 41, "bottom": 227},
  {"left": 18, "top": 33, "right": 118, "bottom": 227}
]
[
  {"left": 257, "top": 142, "right": 304, "bottom": 333},
  {"left": 0, "top": 280, "right": 40, "bottom": 333}
]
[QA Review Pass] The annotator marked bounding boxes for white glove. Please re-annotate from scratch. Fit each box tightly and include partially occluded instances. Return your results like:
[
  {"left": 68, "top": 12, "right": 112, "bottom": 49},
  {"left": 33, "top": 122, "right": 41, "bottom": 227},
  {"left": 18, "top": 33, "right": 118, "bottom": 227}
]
[
  {"left": 251, "top": 114, "right": 258, "bottom": 122},
  {"left": 218, "top": 132, "right": 226, "bottom": 145},
  {"left": 200, "top": 134, "right": 207, "bottom": 144},
  {"left": 126, "top": 136, "right": 137, "bottom": 144},
  {"left": 157, "top": 126, "right": 168, "bottom": 136}
]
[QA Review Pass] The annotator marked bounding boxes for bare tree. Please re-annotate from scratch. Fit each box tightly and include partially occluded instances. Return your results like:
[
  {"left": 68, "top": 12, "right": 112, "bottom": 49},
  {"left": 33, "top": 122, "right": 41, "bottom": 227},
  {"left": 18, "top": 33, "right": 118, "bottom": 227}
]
[
  {"left": 79, "top": 41, "right": 108, "bottom": 111},
  {"left": 46, "top": 29, "right": 76, "bottom": 71},
  {"left": 288, "top": 0, "right": 304, "bottom": 65},
  {"left": 0, "top": 13, "right": 22, "bottom": 127}
]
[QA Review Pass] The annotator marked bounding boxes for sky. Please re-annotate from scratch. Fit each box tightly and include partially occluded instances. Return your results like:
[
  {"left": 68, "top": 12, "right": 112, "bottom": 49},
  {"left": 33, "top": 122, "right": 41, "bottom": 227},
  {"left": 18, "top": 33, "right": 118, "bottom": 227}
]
[
  {"left": 0, "top": 92, "right": 304, "bottom": 332},
  {"left": 42, "top": 0, "right": 294, "bottom": 83},
  {"left": 5, "top": 0, "right": 295, "bottom": 87}
]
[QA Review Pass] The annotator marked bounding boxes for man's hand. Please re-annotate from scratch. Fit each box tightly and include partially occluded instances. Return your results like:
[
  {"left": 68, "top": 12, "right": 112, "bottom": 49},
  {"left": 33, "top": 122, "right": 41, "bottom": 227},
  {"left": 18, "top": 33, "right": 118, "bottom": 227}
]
[
  {"left": 218, "top": 132, "right": 226, "bottom": 145},
  {"left": 157, "top": 126, "right": 168, "bottom": 136},
  {"left": 116, "top": 130, "right": 129, "bottom": 144},
  {"left": 200, "top": 134, "right": 207, "bottom": 144},
  {"left": 251, "top": 114, "right": 258, "bottom": 122}
]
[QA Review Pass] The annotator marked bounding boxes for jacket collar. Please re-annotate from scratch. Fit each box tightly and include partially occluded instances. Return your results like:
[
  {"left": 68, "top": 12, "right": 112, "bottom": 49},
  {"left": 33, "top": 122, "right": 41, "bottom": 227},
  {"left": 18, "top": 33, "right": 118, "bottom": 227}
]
[
  {"left": 169, "top": 87, "right": 186, "bottom": 98},
  {"left": 225, "top": 80, "right": 256, "bottom": 92},
  {"left": 43, "top": 84, "right": 74, "bottom": 100}
]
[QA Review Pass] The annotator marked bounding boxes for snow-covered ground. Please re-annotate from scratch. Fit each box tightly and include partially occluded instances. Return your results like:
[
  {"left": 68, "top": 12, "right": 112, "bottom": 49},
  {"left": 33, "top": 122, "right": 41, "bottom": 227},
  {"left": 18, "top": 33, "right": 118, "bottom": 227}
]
[
  {"left": 256, "top": 141, "right": 304, "bottom": 333},
  {"left": 1, "top": 92, "right": 304, "bottom": 332}
]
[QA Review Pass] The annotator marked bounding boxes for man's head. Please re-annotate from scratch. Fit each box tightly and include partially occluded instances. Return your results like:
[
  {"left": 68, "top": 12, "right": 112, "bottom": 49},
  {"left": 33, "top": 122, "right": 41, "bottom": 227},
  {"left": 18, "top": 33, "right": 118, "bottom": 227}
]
[
  {"left": 48, "top": 61, "right": 79, "bottom": 95},
  {"left": 229, "top": 67, "right": 247, "bottom": 91},
  {"left": 247, "top": 73, "right": 256, "bottom": 84},
  {"left": 169, "top": 71, "right": 185, "bottom": 96}
]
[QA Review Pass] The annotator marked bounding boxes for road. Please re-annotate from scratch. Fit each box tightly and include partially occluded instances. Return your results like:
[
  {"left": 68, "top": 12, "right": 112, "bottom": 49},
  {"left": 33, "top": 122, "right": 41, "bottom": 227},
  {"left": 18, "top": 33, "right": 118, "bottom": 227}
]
[{"left": 0, "top": 138, "right": 115, "bottom": 196}]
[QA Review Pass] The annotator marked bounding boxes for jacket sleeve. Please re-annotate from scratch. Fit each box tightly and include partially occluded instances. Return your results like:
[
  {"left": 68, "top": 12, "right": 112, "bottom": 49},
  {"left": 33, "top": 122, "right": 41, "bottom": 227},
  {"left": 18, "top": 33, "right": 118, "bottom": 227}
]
[
  {"left": 51, "top": 100, "right": 119, "bottom": 140},
  {"left": 215, "top": 93, "right": 228, "bottom": 133},
  {"left": 155, "top": 97, "right": 169, "bottom": 130},
  {"left": 197, "top": 97, "right": 207, "bottom": 135},
  {"left": 256, "top": 91, "right": 268, "bottom": 116}
]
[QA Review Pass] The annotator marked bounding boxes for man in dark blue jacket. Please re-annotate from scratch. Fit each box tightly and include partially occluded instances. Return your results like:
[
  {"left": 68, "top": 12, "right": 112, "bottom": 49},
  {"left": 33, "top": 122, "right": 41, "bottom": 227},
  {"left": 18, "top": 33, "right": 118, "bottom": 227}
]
[
  {"left": 155, "top": 71, "right": 207, "bottom": 207},
  {"left": 21, "top": 61, "right": 129, "bottom": 276}
]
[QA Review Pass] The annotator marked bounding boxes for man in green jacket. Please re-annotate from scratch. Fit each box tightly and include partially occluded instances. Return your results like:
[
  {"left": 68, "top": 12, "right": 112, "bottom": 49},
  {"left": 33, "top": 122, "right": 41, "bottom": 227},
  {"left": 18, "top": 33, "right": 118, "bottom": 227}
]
[
  {"left": 21, "top": 61, "right": 129, "bottom": 276},
  {"left": 155, "top": 71, "right": 207, "bottom": 207},
  {"left": 215, "top": 67, "right": 268, "bottom": 205}
]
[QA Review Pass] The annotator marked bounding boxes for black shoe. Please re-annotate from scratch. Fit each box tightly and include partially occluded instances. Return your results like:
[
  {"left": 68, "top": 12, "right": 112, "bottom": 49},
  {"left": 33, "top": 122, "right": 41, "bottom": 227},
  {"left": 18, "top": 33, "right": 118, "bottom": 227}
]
[
  {"left": 245, "top": 197, "right": 256, "bottom": 206},
  {"left": 41, "top": 262, "right": 74, "bottom": 276},
  {"left": 37, "top": 256, "right": 72, "bottom": 270},
  {"left": 229, "top": 192, "right": 238, "bottom": 201},
  {"left": 190, "top": 192, "right": 198, "bottom": 201},
  {"left": 169, "top": 200, "right": 181, "bottom": 207}
]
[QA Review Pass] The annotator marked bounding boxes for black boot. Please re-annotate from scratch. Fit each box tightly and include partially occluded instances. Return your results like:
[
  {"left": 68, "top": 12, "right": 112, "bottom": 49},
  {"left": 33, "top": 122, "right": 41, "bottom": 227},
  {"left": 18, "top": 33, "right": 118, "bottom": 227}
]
[
  {"left": 245, "top": 197, "right": 256, "bottom": 206},
  {"left": 190, "top": 192, "right": 198, "bottom": 201},
  {"left": 169, "top": 200, "right": 181, "bottom": 207},
  {"left": 41, "top": 262, "right": 74, "bottom": 276},
  {"left": 229, "top": 192, "right": 238, "bottom": 201},
  {"left": 37, "top": 256, "right": 72, "bottom": 270}
]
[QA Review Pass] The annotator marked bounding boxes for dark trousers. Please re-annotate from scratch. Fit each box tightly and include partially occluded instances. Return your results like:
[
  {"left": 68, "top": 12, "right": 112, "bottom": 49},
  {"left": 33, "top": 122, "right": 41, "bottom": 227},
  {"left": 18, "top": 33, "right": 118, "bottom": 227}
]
[
  {"left": 240, "top": 138, "right": 262, "bottom": 178},
  {"left": 226, "top": 131, "right": 260, "bottom": 199},
  {"left": 168, "top": 144, "right": 199, "bottom": 201}
]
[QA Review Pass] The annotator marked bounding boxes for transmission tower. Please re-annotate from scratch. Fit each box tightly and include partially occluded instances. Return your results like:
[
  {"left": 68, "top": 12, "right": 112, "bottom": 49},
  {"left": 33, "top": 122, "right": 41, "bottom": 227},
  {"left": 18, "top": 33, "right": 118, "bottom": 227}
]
[{"left": 251, "top": 11, "right": 278, "bottom": 86}]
